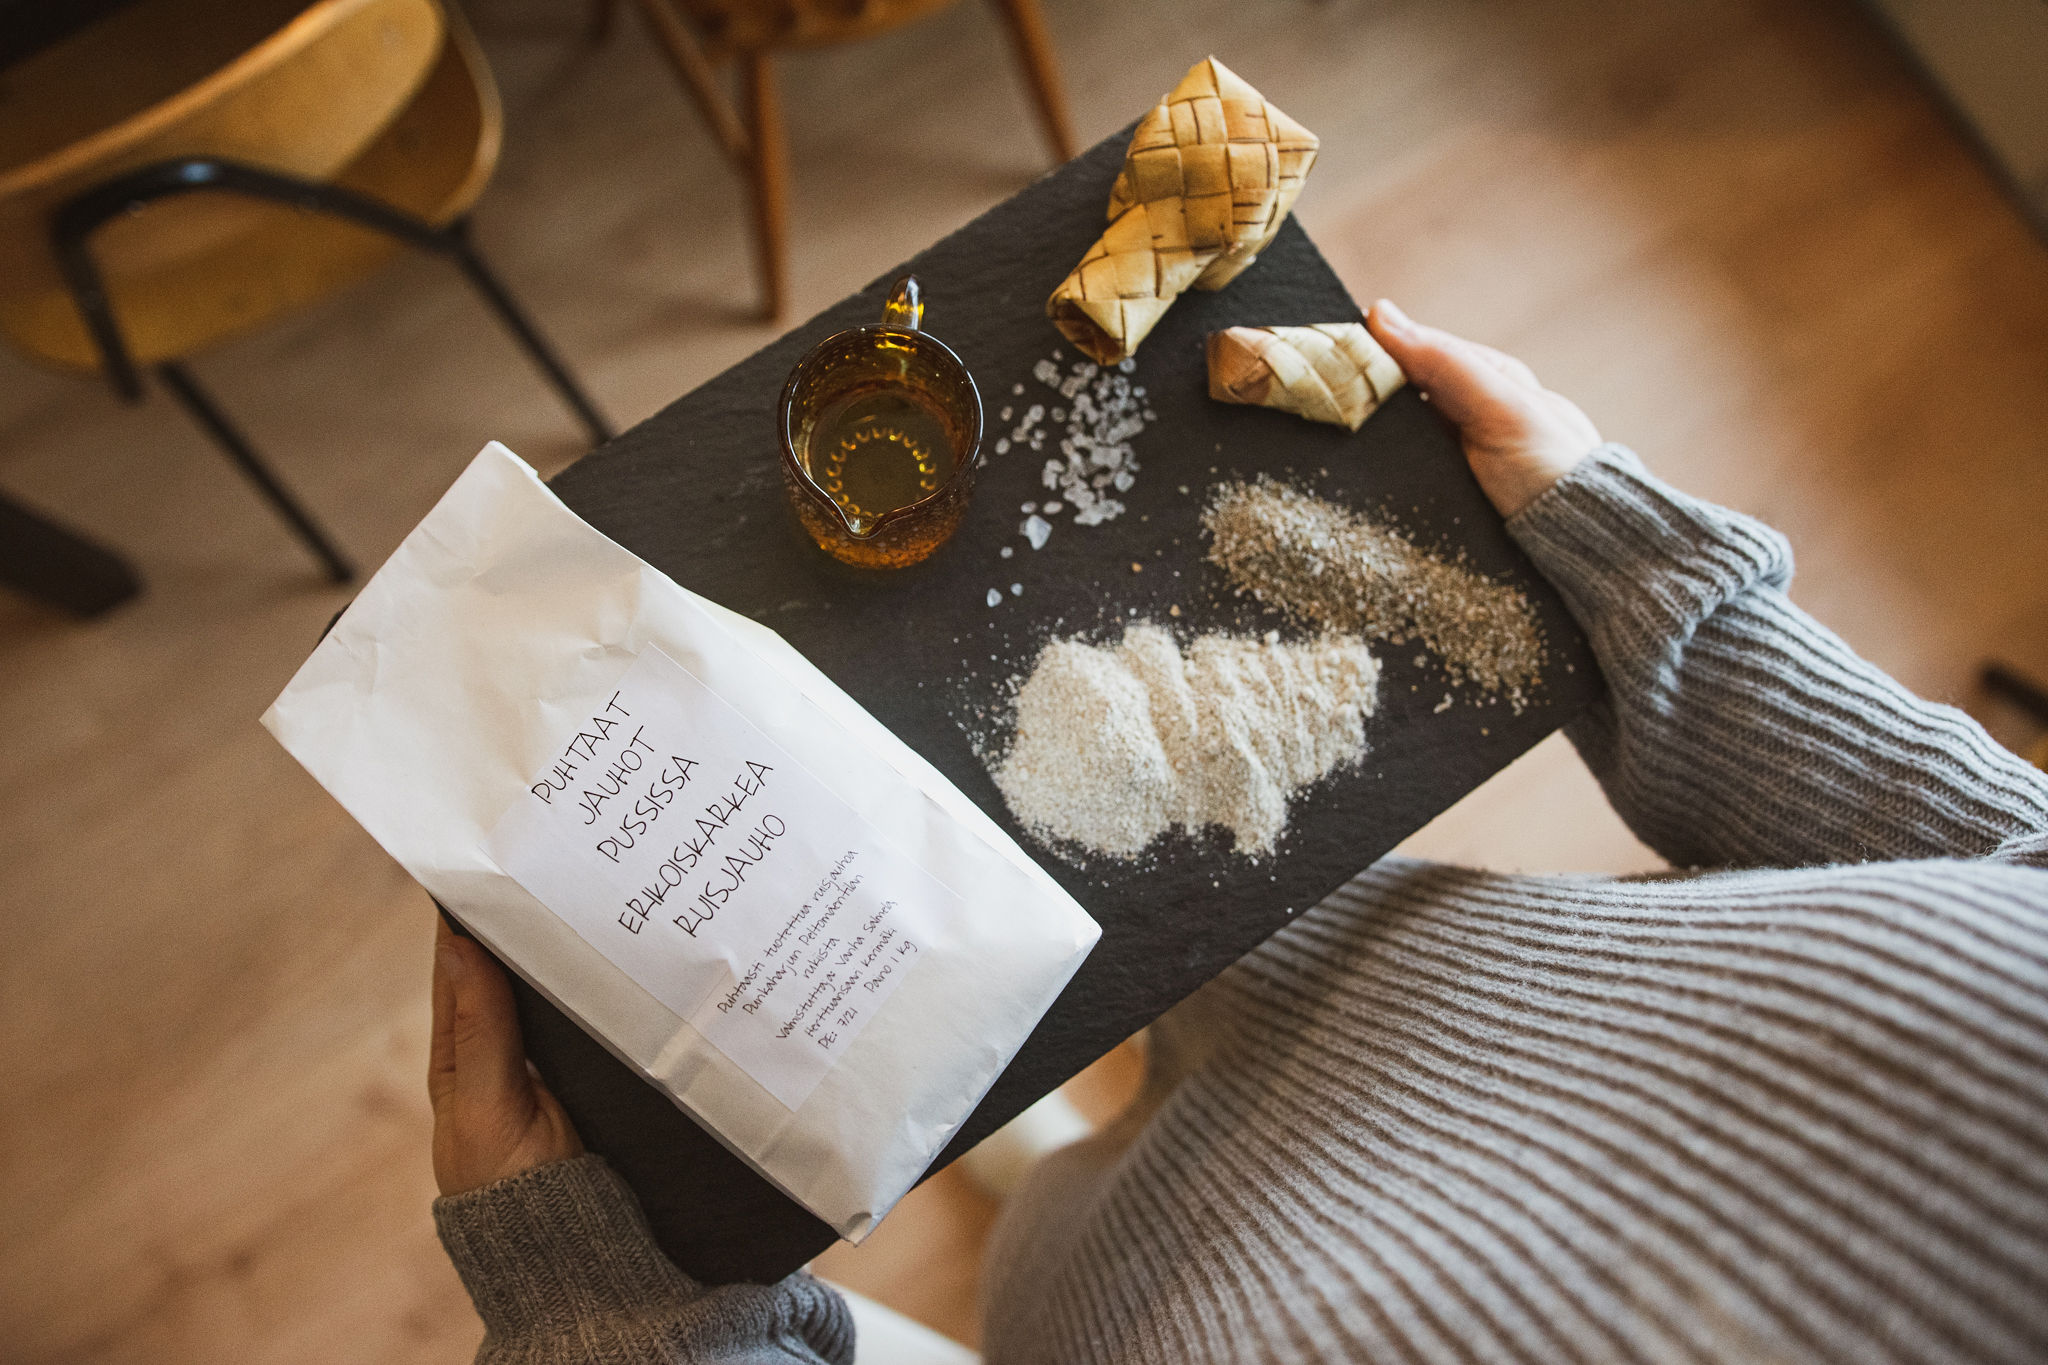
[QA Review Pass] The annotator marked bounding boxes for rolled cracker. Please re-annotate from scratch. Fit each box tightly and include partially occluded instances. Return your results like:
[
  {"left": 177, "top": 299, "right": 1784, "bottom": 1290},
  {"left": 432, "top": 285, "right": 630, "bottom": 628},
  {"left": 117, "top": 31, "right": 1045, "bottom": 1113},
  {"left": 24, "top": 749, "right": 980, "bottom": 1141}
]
[
  {"left": 1207, "top": 323, "right": 1406, "bottom": 431},
  {"left": 1048, "top": 57, "right": 1319, "bottom": 366}
]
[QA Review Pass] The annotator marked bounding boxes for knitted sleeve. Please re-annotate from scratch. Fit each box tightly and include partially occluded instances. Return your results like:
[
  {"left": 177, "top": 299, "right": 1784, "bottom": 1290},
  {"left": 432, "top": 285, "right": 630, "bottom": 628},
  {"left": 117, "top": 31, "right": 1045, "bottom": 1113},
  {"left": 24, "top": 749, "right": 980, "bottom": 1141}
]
[
  {"left": 1508, "top": 444, "right": 2048, "bottom": 868},
  {"left": 434, "top": 1154, "right": 853, "bottom": 1365}
]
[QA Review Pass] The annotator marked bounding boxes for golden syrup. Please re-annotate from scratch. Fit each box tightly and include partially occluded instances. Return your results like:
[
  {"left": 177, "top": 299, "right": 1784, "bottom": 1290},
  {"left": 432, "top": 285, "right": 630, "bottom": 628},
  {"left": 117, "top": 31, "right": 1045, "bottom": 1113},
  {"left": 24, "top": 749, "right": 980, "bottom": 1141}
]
[{"left": 803, "top": 388, "right": 958, "bottom": 532}]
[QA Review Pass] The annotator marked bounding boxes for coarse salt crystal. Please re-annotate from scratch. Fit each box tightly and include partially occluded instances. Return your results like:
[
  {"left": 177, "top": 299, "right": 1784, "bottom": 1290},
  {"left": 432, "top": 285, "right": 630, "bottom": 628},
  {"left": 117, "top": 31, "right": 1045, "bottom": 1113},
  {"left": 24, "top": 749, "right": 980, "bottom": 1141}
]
[
  {"left": 1023, "top": 514, "right": 1052, "bottom": 549},
  {"left": 1077, "top": 500, "right": 1121, "bottom": 526},
  {"left": 1004, "top": 351, "right": 1155, "bottom": 530},
  {"left": 986, "top": 588, "right": 1003, "bottom": 607}
]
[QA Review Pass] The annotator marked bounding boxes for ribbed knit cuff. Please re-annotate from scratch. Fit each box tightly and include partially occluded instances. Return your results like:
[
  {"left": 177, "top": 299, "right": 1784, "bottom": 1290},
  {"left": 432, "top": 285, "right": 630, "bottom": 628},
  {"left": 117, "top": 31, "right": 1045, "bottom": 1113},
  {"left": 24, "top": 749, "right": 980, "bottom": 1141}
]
[
  {"left": 1506, "top": 443, "right": 1793, "bottom": 645},
  {"left": 434, "top": 1154, "right": 696, "bottom": 1340}
]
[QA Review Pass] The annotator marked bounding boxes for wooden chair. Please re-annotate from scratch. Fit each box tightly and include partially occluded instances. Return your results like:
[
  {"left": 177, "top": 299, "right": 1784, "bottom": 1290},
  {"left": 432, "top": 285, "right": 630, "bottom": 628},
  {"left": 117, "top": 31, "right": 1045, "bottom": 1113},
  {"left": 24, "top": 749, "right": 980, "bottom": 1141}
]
[
  {"left": 613, "top": 0, "right": 1076, "bottom": 319},
  {"left": 0, "top": 0, "right": 610, "bottom": 586}
]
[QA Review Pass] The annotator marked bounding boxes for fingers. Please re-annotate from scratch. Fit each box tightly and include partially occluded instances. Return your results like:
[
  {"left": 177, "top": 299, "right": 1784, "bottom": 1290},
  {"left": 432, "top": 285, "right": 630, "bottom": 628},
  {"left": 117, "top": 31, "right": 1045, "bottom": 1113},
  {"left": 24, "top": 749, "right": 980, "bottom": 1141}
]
[
  {"left": 1366, "top": 301, "right": 1602, "bottom": 519},
  {"left": 429, "top": 919, "right": 532, "bottom": 1119},
  {"left": 530, "top": 1081, "right": 585, "bottom": 1163},
  {"left": 428, "top": 916, "right": 459, "bottom": 1109},
  {"left": 1367, "top": 300, "right": 1536, "bottom": 430},
  {"left": 428, "top": 917, "right": 585, "bottom": 1195},
  {"left": 1465, "top": 341, "right": 1540, "bottom": 391}
]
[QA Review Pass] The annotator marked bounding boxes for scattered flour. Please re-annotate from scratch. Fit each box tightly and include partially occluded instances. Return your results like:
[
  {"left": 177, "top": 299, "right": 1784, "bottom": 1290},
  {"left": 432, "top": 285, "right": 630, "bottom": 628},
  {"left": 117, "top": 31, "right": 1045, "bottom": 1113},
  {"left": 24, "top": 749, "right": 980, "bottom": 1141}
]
[{"left": 992, "top": 624, "right": 1379, "bottom": 859}]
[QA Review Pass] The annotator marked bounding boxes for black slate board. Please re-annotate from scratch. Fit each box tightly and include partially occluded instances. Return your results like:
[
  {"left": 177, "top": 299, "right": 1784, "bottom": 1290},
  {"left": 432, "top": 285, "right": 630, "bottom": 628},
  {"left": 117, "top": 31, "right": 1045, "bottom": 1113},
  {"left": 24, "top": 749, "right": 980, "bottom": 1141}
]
[{"left": 509, "top": 127, "right": 1601, "bottom": 1285}]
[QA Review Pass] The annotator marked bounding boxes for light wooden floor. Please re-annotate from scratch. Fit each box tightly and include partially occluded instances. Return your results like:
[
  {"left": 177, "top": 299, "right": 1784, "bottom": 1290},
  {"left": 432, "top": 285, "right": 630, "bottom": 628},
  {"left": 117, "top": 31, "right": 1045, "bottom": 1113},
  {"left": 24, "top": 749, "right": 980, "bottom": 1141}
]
[{"left": 4, "top": 0, "right": 2045, "bottom": 1358}]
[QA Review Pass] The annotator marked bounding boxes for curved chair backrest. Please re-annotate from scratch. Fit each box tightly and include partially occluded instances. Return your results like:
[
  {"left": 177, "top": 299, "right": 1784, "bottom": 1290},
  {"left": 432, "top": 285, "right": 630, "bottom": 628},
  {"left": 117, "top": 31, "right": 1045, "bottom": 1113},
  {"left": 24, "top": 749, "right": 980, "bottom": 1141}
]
[{"left": 0, "top": 0, "right": 456, "bottom": 371}]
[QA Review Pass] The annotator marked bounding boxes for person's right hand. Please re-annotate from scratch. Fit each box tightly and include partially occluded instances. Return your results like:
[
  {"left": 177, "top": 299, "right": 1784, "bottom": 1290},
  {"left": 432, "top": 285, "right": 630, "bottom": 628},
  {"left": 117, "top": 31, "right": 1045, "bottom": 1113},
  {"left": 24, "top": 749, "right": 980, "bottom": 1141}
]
[{"left": 1366, "top": 300, "right": 1602, "bottom": 519}]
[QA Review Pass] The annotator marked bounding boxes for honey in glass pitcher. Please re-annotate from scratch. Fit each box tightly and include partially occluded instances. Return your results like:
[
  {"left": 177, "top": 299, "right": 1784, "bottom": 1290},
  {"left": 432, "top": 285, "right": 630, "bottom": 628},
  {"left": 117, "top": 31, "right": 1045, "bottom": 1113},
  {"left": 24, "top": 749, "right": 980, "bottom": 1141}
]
[
  {"left": 808, "top": 388, "right": 954, "bottom": 523},
  {"left": 778, "top": 277, "right": 983, "bottom": 569}
]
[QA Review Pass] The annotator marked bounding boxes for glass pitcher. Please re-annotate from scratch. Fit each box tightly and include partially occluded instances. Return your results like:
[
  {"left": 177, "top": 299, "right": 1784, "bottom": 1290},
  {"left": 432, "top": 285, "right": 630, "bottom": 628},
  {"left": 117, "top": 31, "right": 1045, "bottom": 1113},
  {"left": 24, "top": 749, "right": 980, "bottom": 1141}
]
[{"left": 777, "top": 276, "right": 983, "bottom": 569}]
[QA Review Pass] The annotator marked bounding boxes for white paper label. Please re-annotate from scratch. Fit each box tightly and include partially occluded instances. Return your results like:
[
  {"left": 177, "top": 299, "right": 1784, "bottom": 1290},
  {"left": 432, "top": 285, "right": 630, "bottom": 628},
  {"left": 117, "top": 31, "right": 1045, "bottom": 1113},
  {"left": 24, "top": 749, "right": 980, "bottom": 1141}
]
[{"left": 487, "top": 645, "right": 945, "bottom": 1108}]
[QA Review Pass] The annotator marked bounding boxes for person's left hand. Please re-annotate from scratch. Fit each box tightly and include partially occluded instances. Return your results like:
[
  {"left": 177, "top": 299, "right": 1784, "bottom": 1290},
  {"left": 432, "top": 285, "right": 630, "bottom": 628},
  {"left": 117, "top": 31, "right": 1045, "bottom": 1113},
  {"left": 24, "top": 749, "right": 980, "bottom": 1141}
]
[{"left": 428, "top": 916, "right": 583, "bottom": 1196}]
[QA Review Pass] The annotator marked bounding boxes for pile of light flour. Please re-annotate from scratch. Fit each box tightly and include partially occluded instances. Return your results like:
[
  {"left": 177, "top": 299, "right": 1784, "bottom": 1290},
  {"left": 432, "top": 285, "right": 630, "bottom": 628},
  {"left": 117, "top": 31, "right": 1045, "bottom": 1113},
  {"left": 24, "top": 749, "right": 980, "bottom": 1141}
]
[{"left": 993, "top": 624, "right": 1379, "bottom": 859}]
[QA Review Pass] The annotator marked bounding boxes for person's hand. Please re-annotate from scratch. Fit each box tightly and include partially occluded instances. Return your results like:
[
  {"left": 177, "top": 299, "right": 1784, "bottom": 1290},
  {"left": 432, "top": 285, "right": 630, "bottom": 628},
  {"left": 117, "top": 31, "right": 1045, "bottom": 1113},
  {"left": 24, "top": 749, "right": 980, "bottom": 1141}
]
[
  {"left": 429, "top": 916, "right": 583, "bottom": 1197},
  {"left": 1366, "top": 300, "right": 1602, "bottom": 518}
]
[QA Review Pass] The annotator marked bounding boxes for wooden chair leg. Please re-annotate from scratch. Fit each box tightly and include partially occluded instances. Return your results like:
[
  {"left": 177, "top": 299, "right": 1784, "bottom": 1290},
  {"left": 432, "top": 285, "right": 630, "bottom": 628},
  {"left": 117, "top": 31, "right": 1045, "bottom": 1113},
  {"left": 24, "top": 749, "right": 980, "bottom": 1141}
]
[
  {"left": 631, "top": 0, "right": 750, "bottom": 160},
  {"left": 741, "top": 50, "right": 788, "bottom": 321},
  {"left": 988, "top": 0, "right": 1075, "bottom": 164}
]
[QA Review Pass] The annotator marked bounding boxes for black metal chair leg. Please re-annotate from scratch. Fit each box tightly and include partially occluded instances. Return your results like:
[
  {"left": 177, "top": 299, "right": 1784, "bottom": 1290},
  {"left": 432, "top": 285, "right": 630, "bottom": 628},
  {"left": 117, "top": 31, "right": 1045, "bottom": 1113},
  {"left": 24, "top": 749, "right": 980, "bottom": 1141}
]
[
  {"left": 57, "top": 159, "right": 614, "bottom": 449},
  {"left": 155, "top": 362, "right": 356, "bottom": 584},
  {"left": 0, "top": 490, "right": 143, "bottom": 616},
  {"left": 1984, "top": 663, "right": 2048, "bottom": 725},
  {"left": 447, "top": 220, "right": 614, "bottom": 446}
]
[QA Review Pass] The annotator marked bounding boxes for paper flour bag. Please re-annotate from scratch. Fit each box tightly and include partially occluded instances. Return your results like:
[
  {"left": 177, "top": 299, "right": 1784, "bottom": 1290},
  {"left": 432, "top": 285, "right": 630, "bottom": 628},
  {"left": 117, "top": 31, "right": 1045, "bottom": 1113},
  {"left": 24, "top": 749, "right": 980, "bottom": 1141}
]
[{"left": 263, "top": 442, "right": 1099, "bottom": 1240}]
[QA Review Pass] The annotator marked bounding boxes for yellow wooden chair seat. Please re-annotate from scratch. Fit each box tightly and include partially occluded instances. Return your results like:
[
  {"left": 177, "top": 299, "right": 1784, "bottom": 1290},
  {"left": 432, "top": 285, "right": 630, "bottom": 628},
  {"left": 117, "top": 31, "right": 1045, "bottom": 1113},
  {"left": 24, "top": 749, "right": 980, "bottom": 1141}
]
[
  {"left": 0, "top": 0, "right": 502, "bottom": 371},
  {"left": 0, "top": 0, "right": 602, "bottom": 588}
]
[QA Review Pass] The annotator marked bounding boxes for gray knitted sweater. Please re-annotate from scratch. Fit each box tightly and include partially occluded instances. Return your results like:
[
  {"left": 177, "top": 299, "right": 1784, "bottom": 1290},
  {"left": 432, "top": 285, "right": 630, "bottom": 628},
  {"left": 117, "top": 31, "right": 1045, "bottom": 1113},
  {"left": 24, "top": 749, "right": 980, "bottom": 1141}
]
[{"left": 435, "top": 446, "right": 2048, "bottom": 1363}]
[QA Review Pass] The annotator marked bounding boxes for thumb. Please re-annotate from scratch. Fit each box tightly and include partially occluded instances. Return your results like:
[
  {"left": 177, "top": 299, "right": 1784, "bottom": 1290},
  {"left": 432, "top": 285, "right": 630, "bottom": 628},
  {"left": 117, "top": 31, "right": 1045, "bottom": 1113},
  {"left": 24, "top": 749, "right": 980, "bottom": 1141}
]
[
  {"left": 429, "top": 919, "right": 532, "bottom": 1116},
  {"left": 1367, "top": 300, "right": 1530, "bottom": 430}
]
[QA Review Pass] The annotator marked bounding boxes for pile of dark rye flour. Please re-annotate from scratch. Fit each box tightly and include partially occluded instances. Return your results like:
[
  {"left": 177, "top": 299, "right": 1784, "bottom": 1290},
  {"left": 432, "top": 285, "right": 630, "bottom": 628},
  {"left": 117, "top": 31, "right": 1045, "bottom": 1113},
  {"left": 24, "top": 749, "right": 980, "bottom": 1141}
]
[{"left": 1203, "top": 478, "right": 1546, "bottom": 710}]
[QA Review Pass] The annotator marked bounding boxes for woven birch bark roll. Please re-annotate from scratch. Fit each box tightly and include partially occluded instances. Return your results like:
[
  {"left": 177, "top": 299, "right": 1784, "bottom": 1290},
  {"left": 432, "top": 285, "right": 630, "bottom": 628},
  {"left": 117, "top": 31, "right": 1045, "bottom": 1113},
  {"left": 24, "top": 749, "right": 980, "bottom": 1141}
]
[
  {"left": 1047, "top": 57, "right": 1319, "bottom": 366},
  {"left": 1205, "top": 323, "right": 1406, "bottom": 431}
]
